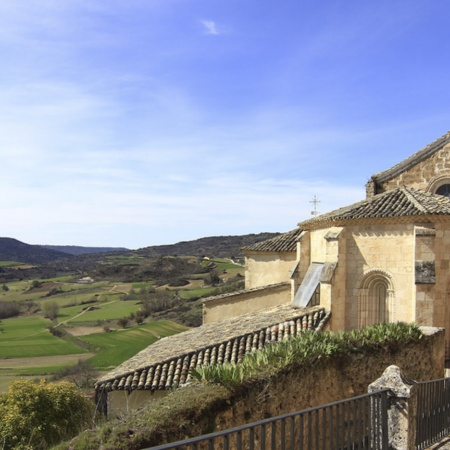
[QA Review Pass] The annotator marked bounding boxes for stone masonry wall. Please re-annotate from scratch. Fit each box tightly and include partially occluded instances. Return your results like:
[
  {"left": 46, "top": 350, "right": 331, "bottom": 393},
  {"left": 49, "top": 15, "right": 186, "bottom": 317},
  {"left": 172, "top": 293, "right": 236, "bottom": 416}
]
[
  {"left": 203, "top": 283, "right": 291, "bottom": 324},
  {"left": 344, "top": 224, "right": 415, "bottom": 329},
  {"left": 245, "top": 252, "right": 296, "bottom": 289},
  {"left": 433, "top": 224, "right": 450, "bottom": 349},
  {"left": 376, "top": 143, "right": 450, "bottom": 194}
]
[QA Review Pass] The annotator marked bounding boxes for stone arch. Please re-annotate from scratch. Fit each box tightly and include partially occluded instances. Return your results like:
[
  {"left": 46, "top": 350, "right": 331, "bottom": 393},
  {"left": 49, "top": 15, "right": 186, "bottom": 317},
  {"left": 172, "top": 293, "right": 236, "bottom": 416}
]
[
  {"left": 427, "top": 175, "right": 450, "bottom": 198},
  {"left": 358, "top": 269, "right": 395, "bottom": 329}
]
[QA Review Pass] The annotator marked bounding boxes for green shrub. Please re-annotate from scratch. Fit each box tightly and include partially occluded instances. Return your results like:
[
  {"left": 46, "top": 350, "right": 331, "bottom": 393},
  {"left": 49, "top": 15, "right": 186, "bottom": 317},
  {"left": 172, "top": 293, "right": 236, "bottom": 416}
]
[
  {"left": 0, "top": 301, "right": 20, "bottom": 319},
  {"left": 42, "top": 300, "right": 60, "bottom": 320},
  {"left": 0, "top": 379, "right": 95, "bottom": 449}
]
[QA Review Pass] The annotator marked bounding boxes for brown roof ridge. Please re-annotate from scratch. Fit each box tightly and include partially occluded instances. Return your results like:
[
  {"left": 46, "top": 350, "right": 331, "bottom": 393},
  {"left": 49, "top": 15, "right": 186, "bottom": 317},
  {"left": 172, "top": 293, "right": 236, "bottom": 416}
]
[
  {"left": 298, "top": 186, "right": 450, "bottom": 229},
  {"left": 371, "top": 131, "right": 450, "bottom": 183}
]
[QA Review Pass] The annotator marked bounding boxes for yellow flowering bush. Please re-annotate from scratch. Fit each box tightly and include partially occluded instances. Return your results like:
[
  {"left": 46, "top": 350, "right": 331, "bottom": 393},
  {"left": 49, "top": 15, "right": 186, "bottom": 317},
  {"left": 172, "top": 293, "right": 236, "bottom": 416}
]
[{"left": 0, "top": 379, "right": 95, "bottom": 450}]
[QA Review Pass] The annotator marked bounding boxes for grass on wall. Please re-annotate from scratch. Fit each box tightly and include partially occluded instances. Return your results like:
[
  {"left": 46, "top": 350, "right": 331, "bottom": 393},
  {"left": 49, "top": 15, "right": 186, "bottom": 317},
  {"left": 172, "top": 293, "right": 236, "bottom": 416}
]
[{"left": 191, "top": 322, "right": 423, "bottom": 388}]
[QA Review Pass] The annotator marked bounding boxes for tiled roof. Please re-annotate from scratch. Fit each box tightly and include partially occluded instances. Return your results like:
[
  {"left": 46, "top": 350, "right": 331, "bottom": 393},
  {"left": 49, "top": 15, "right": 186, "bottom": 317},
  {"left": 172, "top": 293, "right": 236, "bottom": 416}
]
[
  {"left": 95, "top": 305, "right": 329, "bottom": 392},
  {"left": 371, "top": 131, "right": 450, "bottom": 183},
  {"left": 241, "top": 228, "right": 302, "bottom": 253},
  {"left": 299, "top": 187, "right": 450, "bottom": 229}
]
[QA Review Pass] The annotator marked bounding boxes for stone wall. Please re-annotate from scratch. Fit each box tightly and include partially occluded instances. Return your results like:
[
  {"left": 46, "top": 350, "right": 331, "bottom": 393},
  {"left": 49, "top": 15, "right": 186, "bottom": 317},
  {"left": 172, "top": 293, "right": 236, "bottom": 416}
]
[
  {"left": 142, "top": 327, "right": 444, "bottom": 447},
  {"left": 213, "top": 328, "right": 444, "bottom": 431},
  {"left": 433, "top": 223, "right": 450, "bottom": 350},
  {"left": 202, "top": 283, "right": 291, "bottom": 324},
  {"left": 375, "top": 143, "right": 450, "bottom": 195},
  {"left": 343, "top": 224, "right": 415, "bottom": 329},
  {"left": 244, "top": 252, "right": 296, "bottom": 289}
]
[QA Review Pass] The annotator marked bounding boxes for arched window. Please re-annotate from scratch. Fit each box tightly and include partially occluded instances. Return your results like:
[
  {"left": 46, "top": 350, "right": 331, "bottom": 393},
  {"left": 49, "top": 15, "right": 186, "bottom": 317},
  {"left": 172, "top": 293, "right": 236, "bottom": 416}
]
[
  {"left": 428, "top": 177, "right": 450, "bottom": 198},
  {"left": 435, "top": 184, "right": 450, "bottom": 198},
  {"left": 358, "top": 271, "right": 394, "bottom": 328}
]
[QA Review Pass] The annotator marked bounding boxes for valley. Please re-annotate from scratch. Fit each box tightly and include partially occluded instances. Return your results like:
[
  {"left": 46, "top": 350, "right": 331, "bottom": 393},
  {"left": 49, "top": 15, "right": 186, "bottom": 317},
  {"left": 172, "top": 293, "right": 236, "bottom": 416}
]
[{"left": 0, "top": 239, "right": 252, "bottom": 393}]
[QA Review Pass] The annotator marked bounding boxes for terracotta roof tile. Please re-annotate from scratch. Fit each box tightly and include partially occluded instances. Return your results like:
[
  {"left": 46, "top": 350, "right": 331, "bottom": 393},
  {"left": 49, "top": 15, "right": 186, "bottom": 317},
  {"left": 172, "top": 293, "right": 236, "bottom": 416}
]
[
  {"left": 241, "top": 228, "right": 302, "bottom": 253},
  {"left": 299, "top": 187, "right": 450, "bottom": 229},
  {"left": 95, "top": 305, "right": 329, "bottom": 392}
]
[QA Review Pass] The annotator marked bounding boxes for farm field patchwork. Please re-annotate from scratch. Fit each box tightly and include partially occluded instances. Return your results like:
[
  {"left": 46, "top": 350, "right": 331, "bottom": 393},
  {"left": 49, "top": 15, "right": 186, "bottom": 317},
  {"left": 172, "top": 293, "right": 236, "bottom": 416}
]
[{"left": 0, "top": 256, "right": 245, "bottom": 393}]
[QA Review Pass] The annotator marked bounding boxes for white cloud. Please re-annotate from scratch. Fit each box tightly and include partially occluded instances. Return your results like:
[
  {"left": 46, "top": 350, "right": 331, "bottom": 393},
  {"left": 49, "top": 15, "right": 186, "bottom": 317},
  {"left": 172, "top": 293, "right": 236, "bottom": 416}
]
[{"left": 200, "top": 20, "right": 220, "bottom": 35}]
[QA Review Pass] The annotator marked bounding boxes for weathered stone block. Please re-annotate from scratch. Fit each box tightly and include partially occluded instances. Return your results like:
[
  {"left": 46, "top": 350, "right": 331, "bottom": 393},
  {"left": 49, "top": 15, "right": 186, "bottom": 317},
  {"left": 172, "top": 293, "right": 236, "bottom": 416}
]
[{"left": 415, "top": 261, "right": 436, "bottom": 284}]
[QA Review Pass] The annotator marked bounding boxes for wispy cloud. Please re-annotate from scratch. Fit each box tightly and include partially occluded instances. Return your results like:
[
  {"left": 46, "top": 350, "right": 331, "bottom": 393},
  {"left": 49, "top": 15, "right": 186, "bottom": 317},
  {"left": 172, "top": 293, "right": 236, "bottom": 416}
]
[{"left": 200, "top": 19, "right": 220, "bottom": 35}]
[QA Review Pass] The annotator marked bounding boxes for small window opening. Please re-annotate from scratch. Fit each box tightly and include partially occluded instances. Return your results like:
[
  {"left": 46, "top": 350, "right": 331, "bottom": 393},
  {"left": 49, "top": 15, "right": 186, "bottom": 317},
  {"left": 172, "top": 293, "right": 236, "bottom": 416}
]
[{"left": 308, "top": 284, "right": 320, "bottom": 307}]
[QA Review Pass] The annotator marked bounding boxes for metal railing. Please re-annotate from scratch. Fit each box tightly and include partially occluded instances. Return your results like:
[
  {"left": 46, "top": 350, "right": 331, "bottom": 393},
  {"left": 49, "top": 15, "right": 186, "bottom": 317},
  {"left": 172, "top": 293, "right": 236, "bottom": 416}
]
[
  {"left": 147, "top": 390, "right": 389, "bottom": 450},
  {"left": 416, "top": 377, "right": 450, "bottom": 449}
]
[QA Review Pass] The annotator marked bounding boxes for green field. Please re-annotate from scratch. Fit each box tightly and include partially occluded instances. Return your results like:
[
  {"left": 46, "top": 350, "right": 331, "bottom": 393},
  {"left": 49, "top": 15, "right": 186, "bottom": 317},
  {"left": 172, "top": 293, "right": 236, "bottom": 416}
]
[
  {"left": 0, "top": 317, "right": 189, "bottom": 392},
  {"left": 179, "top": 286, "right": 217, "bottom": 299},
  {"left": 79, "top": 321, "right": 188, "bottom": 370},
  {"left": 58, "top": 299, "right": 141, "bottom": 323},
  {"left": 0, "top": 316, "right": 84, "bottom": 358},
  {"left": 0, "top": 279, "right": 113, "bottom": 304}
]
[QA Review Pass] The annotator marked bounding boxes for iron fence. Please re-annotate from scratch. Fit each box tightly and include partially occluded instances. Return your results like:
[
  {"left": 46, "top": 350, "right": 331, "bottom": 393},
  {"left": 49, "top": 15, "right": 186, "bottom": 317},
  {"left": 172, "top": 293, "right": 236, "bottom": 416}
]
[
  {"left": 147, "top": 390, "right": 389, "bottom": 450},
  {"left": 416, "top": 377, "right": 450, "bottom": 449}
]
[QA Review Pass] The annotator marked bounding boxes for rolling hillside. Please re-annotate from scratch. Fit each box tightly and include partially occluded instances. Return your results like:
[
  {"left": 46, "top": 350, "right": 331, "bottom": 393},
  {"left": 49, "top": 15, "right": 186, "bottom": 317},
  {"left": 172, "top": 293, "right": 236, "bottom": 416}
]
[
  {"left": 0, "top": 237, "right": 71, "bottom": 264},
  {"left": 136, "top": 232, "right": 280, "bottom": 258},
  {"left": 42, "top": 245, "right": 129, "bottom": 255},
  {"left": 0, "top": 232, "right": 280, "bottom": 266}
]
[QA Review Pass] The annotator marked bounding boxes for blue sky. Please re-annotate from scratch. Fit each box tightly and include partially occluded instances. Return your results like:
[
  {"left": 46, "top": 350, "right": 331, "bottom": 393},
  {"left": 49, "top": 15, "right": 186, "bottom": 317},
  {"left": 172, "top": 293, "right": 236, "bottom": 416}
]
[{"left": 1, "top": 1, "right": 450, "bottom": 249}]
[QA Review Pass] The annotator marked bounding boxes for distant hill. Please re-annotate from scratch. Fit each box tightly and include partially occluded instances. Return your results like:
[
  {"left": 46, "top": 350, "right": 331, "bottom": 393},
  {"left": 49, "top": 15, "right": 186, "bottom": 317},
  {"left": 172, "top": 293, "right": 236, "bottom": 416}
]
[
  {"left": 42, "top": 245, "right": 129, "bottom": 256},
  {"left": 0, "top": 238, "right": 72, "bottom": 265},
  {"left": 0, "top": 233, "right": 280, "bottom": 268},
  {"left": 136, "top": 233, "right": 281, "bottom": 259}
]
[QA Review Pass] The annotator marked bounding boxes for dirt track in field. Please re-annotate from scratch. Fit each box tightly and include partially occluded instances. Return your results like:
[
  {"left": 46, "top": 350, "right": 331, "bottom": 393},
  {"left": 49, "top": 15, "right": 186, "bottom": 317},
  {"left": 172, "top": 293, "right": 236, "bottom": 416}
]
[
  {"left": 0, "top": 353, "right": 95, "bottom": 369},
  {"left": 67, "top": 326, "right": 105, "bottom": 336}
]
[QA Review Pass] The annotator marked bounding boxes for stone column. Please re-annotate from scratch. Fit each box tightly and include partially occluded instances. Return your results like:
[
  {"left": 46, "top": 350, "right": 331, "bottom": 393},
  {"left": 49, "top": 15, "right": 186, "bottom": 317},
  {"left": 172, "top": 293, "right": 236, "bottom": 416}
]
[{"left": 368, "top": 365, "right": 417, "bottom": 450}]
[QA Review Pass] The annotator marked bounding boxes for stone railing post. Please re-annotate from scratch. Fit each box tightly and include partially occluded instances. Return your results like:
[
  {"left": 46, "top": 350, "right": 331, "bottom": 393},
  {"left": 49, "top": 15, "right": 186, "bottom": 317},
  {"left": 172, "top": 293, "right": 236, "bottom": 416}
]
[{"left": 368, "top": 365, "right": 417, "bottom": 450}]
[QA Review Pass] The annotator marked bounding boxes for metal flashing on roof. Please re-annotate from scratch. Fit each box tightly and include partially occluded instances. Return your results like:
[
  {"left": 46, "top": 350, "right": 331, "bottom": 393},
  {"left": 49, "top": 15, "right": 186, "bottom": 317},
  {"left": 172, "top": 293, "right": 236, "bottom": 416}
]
[{"left": 292, "top": 263, "right": 324, "bottom": 307}]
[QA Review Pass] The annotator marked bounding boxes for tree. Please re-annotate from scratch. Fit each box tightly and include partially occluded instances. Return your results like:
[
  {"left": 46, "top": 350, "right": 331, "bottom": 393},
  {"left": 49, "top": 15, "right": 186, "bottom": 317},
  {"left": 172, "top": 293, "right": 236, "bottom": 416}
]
[
  {"left": 0, "top": 301, "right": 20, "bottom": 319},
  {"left": 31, "top": 279, "right": 42, "bottom": 289},
  {"left": 56, "top": 360, "right": 99, "bottom": 390},
  {"left": 117, "top": 316, "right": 129, "bottom": 328},
  {"left": 42, "top": 300, "right": 59, "bottom": 320},
  {"left": 0, "top": 379, "right": 95, "bottom": 449},
  {"left": 204, "top": 269, "right": 221, "bottom": 286},
  {"left": 135, "top": 310, "right": 144, "bottom": 325}
]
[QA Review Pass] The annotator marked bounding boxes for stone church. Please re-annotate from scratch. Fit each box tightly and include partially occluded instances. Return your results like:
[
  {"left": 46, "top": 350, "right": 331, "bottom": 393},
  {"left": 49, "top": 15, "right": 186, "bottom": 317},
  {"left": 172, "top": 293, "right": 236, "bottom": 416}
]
[
  {"left": 237, "top": 130, "right": 450, "bottom": 353},
  {"left": 96, "top": 131, "right": 450, "bottom": 414}
]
